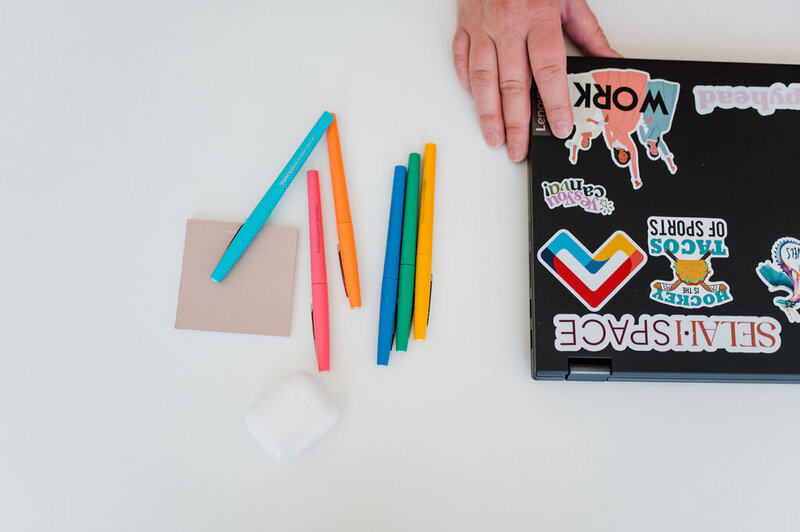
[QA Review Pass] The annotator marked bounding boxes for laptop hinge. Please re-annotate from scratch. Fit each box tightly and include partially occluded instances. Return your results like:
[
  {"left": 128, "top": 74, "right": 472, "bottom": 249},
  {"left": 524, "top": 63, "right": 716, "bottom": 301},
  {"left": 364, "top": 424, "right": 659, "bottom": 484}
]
[{"left": 567, "top": 359, "right": 611, "bottom": 381}]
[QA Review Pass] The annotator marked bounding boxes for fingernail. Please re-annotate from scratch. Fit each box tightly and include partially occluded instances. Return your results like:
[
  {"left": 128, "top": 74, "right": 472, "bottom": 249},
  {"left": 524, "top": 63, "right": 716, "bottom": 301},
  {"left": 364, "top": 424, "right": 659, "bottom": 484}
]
[
  {"left": 508, "top": 142, "right": 524, "bottom": 162},
  {"left": 552, "top": 120, "right": 572, "bottom": 139},
  {"left": 486, "top": 130, "right": 503, "bottom": 148}
]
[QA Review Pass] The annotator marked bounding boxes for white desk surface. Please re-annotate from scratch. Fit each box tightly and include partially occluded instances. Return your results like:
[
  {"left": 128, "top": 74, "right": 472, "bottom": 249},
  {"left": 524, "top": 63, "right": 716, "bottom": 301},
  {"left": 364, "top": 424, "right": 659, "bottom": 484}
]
[{"left": 3, "top": 1, "right": 800, "bottom": 530}]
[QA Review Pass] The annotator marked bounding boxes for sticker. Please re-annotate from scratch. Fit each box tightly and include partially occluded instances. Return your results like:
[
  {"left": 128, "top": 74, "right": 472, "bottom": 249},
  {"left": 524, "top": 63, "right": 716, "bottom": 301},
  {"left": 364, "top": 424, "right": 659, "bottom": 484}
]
[
  {"left": 755, "top": 237, "right": 800, "bottom": 323},
  {"left": 537, "top": 229, "right": 646, "bottom": 311},
  {"left": 553, "top": 313, "right": 781, "bottom": 354},
  {"left": 647, "top": 216, "right": 732, "bottom": 309},
  {"left": 566, "top": 69, "right": 680, "bottom": 189},
  {"left": 693, "top": 82, "right": 800, "bottom": 116},
  {"left": 541, "top": 178, "right": 614, "bottom": 215}
]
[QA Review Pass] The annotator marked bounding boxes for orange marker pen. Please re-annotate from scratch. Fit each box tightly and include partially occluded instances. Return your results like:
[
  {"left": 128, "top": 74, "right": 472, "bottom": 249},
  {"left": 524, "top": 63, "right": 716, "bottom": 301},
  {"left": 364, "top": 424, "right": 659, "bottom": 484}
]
[{"left": 326, "top": 114, "right": 362, "bottom": 309}]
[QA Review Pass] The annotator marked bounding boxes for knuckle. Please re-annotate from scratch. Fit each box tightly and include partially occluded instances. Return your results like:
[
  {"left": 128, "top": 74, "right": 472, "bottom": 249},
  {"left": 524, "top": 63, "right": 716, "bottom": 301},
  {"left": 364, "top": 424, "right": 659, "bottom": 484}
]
[
  {"left": 547, "top": 100, "right": 571, "bottom": 113},
  {"left": 532, "top": 61, "right": 565, "bottom": 84},
  {"left": 546, "top": 101, "right": 572, "bottom": 119},
  {"left": 505, "top": 123, "right": 529, "bottom": 138},
  {"left": 485, "top": 1, "right": 550, "bottom": 36},
  {"left": 470, "top": 67, "right": 497, "bottom": 87},
  {"left": 490, "top": 0, "right": 515, "bottom": 17},
  {"left": 499, "top": 77, "right": 531, "bottom": 96},
  {"left": 526, "top": 2, "right": 561, "bottom": 25},
  {"left": 478, "top": 110, "right": 503, "bottom": 125},
  {"left": 453, "top": 51, "right": 468, "bottom": 69},
  {"left": 492, "top": 1, "right": 520, "bottom": 25}
]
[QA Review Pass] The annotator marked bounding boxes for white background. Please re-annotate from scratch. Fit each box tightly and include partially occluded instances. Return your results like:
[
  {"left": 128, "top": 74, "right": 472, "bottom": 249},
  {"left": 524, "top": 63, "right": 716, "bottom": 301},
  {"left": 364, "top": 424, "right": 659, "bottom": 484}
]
[{"left": 3, "top": 1, "right": 800, "bottom": 530}]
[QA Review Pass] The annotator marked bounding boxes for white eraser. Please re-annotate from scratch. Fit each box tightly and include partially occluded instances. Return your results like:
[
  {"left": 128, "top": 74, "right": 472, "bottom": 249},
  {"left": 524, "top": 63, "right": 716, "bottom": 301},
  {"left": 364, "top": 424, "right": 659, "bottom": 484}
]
[{"left": 246, "top": 372, "right": 339, "bottom": 463}]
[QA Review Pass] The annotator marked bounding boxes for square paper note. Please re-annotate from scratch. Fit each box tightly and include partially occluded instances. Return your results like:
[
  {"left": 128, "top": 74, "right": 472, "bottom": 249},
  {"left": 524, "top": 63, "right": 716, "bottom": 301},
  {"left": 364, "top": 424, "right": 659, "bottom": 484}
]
[{"left": 175, "top": 219, "right": 298, "bottom": 336}]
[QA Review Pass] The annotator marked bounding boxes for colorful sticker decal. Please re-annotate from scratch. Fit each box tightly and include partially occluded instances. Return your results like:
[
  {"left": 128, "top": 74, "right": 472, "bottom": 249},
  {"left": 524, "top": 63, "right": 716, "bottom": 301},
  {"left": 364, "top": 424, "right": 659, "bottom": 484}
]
[
  {"left": 541, "top": 178, "right": 614, "bottom": 215},
  {"left": 566, "top": 69, "right": 680, "bottom": 189},
  {"left": 647, "top": 216, "right": 732, "bottom": 309},
  {"left": 755, "top": 237, "right": 800, "bottom": 323},
  {"left": 537, "top": 229, "right": 646, "bottom": 311},
  {"left": 694, "top": 83, "right": 800, "bottom": 116},
  {"left": 553, "top": 313, "right": 782, "bottom": 354}
]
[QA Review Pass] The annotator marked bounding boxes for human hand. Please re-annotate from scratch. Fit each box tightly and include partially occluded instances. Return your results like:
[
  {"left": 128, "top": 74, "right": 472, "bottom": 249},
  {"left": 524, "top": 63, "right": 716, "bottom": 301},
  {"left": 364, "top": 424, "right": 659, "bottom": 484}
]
[{"left": 453, "top": 0, "right": 620, "bottom": 162}]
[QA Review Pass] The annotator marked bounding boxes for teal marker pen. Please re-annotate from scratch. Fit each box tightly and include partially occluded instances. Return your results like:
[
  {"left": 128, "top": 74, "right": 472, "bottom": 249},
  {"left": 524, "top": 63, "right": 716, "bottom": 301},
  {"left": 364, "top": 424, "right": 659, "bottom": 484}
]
[{"left": 211, "top": 111, "right": 334, "bottom": 282}]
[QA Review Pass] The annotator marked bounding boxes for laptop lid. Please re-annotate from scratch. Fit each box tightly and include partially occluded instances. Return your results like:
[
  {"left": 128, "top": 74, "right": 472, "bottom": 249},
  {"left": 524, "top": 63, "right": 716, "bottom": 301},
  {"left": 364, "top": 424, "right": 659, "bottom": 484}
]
[{"left": 528, "top": 57, "right": 800, "bottom": 382}]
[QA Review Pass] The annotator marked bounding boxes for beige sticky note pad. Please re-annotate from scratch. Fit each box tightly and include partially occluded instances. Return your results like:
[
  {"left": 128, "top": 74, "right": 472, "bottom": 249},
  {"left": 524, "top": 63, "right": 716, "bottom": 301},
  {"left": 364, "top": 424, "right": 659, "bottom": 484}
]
[{"left": 175, "top": 219, "right": 299, "bottom": 336}]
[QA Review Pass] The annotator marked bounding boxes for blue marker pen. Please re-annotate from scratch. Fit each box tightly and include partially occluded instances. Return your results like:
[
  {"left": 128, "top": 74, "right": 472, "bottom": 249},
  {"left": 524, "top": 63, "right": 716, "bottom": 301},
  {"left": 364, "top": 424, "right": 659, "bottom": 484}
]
[
  {"left": 211, "top": 111, "right": 335, "bottom": 282},
  {"left": 377, "top": 165, "right": 407, "bottom": 366}
]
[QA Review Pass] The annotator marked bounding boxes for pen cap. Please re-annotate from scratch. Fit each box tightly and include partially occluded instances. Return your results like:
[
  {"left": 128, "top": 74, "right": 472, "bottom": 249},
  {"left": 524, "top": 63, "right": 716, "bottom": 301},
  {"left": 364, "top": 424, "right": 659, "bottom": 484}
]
[
  {"left": 417, "top": 144, "right": 436, "bottom": 257},
  {"left": 326, "top": 113, "right": 352, "bottom": 224},
  {"left": 400, "top": 153, "right": 421, "bottom": 265},
  {"left": 307, "top": 170, "right": 327, "bottom": 284},
  {"left": 381, "top": 165, "right": 407, "bottom": 280}
]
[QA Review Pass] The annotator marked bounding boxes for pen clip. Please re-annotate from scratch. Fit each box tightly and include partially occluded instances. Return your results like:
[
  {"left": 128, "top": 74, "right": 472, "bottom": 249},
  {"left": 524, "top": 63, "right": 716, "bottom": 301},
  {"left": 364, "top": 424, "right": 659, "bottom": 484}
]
[
  {"left": 427, "top": 275, "right": 433, "bottom": 326},
  {"left": 310, "top": 303, "right": 317, "bottom": 353},
  {"left": 391, "top": 309, "right": 397, "bottom": 350},
  {"left": 224, "top": 223, "right": 245, "bottom": 252},
  {"left": 337, "top": 244, "right": 349, "bottom": 298}
]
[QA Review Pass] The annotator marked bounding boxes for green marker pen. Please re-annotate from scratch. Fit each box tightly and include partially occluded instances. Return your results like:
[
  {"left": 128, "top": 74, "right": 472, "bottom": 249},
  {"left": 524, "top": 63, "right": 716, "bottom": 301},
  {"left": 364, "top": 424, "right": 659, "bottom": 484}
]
[{"left": 395, "top": 152, "right": 421, "bottom": 351}]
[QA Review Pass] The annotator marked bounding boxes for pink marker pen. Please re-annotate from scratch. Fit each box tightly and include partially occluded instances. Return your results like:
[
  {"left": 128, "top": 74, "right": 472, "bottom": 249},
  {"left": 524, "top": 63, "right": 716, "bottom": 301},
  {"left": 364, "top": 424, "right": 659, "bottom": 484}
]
[{"left": 307, "top": 170, "right": 330, "bottom": 371}]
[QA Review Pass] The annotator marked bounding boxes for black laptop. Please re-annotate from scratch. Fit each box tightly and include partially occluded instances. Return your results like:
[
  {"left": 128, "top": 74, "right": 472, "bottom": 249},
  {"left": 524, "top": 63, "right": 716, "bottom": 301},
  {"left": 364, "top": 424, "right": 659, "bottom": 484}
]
[{"left": 528, "top": 56, "right": 800, "bottom": 381}]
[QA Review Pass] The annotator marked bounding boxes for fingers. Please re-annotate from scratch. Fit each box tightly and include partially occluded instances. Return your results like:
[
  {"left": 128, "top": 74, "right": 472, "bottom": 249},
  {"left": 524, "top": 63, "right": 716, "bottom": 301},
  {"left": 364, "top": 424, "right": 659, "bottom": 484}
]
[
  {"left": 452, "top": 27, "right": 472, "bottom": 94},
  {"left": 563, "top": 0, "right": 621, "bottom": 58},
  {"left": 496, "top": 38, "right": 532, "bottom": 162},
  {"left": 468, "top": 34, "right": 504, "bottom": 148},
  {"left": 454, "top": 0, "right": 619, "bottom": 159},
  {"left": 526, "top": 7, "right": 573, "bottom": 138}
]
